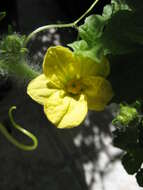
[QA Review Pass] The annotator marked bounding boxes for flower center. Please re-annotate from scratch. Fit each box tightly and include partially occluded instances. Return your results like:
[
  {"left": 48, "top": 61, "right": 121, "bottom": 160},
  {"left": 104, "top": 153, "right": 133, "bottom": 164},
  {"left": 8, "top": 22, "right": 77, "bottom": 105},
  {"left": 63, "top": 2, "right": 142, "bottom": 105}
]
[{"left": 66, "top": 79, "right": 82, "bottom": 95}]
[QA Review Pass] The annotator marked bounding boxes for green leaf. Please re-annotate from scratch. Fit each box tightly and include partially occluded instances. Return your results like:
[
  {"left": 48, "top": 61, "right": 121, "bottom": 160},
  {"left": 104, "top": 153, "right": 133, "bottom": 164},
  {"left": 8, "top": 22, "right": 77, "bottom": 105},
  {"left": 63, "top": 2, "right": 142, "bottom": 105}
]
[
  {"left": 136, "top": 169, "right": 143, "bottom": 187},
  {"left": 101, "top": 9, "right": 143, "bottom": 55},
  {"left": 102, "top": 4, "right": 113, "bottom": 20},
  {"left": 79, "top": 15, "right": 106, "bottom": 43},
  {"left": 112, "top": 104, "right": 138, "bottom": 126},
  {"left": 125, "top": 0, "right": 143, "bottom": 10},
  {"left": 69, "top": 0, "right": 143, "bottom": 62},
  {"left": 102, "top": 1, "right": 143, "bottom": 54},
  {"left": 69, "top": 40, "right": 103, "bottom": 62},
  {"left": 122, "top": 153, "right": 141, "bottom": 174},
  {"left": 112, "top": 124, "right": 138, "bottom": 151},
  {"left": 0, "top": 34, "right": 28, "bottom": 64},
  {"left": 102, "top": 0, "right": 131, "bottom": 21},
  {"left": 69, "top": 15, "right": 106, "bottom": 62},
  {"left": 70, "top": 15, "right": 104, "bottom": 62}
]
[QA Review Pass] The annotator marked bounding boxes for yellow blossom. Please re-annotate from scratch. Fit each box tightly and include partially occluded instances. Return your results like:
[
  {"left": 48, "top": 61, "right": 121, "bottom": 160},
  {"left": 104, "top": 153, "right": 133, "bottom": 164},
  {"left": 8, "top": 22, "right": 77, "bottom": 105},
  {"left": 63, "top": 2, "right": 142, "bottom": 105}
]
[{"left": 27, "top": 46, "right": 113, "bottom": 128}]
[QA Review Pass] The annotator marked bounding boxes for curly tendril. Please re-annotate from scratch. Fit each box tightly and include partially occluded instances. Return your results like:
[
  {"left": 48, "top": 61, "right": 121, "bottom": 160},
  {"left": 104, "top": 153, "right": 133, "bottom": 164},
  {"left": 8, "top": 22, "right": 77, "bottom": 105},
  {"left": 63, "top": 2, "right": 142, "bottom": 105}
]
[
  {"left": 24, "top": 0, "right": 100, "bottom": 46},
  {"left": 0, "top": 106, "right": 38, "bottom": 151}
]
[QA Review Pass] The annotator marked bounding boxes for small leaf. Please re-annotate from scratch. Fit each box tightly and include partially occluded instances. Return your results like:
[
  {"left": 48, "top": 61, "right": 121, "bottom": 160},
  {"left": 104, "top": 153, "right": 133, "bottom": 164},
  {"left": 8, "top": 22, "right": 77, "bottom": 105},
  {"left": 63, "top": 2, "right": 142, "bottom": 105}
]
[
  {"left": 68, "top": 40, "right": 103, "bottom": 62},
  {"left": 136, "top": 169, "right": 143, "bottom": 187},
  {"left": 112, "top": 125, "right": 138, "bottom": 151},
  {"left": 79, "top": 15, "right": 106, "bottom": 43},
  {"left": 113, "top": 104, "right": 138, "bottom": 126},
  {"left": 122, "top": 153, "right": 141, "bottom": 174}
]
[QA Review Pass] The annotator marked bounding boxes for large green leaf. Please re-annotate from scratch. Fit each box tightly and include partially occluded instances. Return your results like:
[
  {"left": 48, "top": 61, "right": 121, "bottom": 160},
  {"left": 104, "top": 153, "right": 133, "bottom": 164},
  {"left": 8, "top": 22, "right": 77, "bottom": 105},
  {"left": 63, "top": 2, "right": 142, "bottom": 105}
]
[
  {"left": 69, "top": 0, "right": 143, "bottom": 62},
  {"left": 69, "top": 15, "right": 105, "bottom": 62},
  {"left": 101, "top": 10, "right": 143, "bottom": 55}
]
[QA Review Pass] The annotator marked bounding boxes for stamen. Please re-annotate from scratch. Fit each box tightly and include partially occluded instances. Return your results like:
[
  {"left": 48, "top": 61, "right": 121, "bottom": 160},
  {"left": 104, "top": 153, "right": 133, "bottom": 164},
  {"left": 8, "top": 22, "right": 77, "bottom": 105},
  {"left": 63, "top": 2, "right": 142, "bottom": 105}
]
[{"left": 67, "top": 79, "right": 82, "bottom": 95}]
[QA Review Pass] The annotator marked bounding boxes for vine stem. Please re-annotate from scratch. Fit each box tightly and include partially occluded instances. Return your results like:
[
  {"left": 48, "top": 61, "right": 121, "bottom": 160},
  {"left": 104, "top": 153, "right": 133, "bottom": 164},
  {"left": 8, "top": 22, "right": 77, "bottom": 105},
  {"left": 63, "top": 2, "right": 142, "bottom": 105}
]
[
  {"left": 74, "top": 0, "right": 100, "bottom": 25},
  {"left": 0, "top": 106, "right": 38, "bottom": 151},
  {"left": 25, "top": 0, "right": 100, "bottom": 46}
]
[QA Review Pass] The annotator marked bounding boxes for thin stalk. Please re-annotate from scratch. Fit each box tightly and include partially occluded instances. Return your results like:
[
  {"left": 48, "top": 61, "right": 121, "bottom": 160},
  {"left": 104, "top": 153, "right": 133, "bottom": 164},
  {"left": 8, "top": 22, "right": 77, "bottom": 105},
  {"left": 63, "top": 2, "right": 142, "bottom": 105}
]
[
  {"left": 0, "top": 106, "right": 38, "bottom": 151},
  {"left": 25, "top": 0, "right": 100, "bottom": 46},
  {"left": 74, "top": 0, "right": 100, "bottom": 25},
  {"left": 25, "top": 23, "right": 74, "bottom": 46}
]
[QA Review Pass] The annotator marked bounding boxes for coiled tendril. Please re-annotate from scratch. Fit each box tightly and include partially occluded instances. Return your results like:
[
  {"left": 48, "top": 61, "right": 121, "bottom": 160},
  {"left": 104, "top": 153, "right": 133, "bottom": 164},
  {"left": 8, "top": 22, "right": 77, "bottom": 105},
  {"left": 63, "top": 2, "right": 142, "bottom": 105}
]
[{"left": 0, "top": 106, "right": 38, "bottom": 151}]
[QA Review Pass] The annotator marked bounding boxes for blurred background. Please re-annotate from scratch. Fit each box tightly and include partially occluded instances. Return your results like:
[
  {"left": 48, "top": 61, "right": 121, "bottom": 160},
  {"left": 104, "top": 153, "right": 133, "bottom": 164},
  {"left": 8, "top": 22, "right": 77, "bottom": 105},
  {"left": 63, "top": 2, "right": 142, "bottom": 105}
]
[{"left": 0, "top": 0, "right": 141, "bottom": 190}]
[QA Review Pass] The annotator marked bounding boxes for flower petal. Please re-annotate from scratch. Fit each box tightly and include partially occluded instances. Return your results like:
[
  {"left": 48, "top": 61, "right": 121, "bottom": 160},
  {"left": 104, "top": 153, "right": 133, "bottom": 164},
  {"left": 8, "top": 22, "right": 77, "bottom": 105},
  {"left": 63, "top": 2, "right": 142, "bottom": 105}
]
[
  {"left": 82, "top": 76, "right": 114, "bottom": 111},
  {"left": 75, "top": 56, "right": 110, "bottom": 78},
  {"left": 27, "top": 74, "right": 57, "bottom": 105},
  {"left": 44, "top": 92, "right": 87, "bottom": 128},
  {"left": 43, "top": 45, "right": 110, "bottom": 88},
  {"left": 43, "top": 46, "right": 76, "bottom": 86}
]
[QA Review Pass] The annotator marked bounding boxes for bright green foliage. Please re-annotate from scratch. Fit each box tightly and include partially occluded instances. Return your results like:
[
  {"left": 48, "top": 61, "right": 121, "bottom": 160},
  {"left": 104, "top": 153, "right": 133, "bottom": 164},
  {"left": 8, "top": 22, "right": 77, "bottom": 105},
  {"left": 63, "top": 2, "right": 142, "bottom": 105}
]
[
  {"left": 69, "top": 0, "right": 143, "bottom": 62},
  {"left": 69, "top": 15, "right": 106, "bottom": 62},
  {"left": 112, "top": 101, "right": 143, "bottom": 187},
  {"left": 0, "top": 34, "right": 38, "bottom": 80},
  {"left": 0, "top": 34, "right": 28, "bottom": 63},
  {"left": 112, "top": 101, "right": 141, "bottom": 151},
  {"left": 112, "top": 104, "right": 138, "bottom": 126},
  {"left": 103, "top": 0, "right": 131, "bottom": 19}
]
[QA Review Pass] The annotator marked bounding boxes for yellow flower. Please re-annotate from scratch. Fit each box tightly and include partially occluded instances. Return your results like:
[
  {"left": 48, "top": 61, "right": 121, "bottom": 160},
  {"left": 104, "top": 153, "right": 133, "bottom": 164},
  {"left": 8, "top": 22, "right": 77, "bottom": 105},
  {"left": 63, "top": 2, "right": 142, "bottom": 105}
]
[{"left": 27, "top": 46, "right": 113, "bottom": 128}]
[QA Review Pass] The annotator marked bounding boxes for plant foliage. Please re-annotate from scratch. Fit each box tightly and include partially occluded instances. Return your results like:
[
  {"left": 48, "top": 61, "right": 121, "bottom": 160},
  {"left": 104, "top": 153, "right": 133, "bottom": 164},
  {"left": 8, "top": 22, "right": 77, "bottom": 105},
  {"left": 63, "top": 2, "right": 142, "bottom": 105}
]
[{"left": 69, "top": 0, "right": 143, "bottom": 62}]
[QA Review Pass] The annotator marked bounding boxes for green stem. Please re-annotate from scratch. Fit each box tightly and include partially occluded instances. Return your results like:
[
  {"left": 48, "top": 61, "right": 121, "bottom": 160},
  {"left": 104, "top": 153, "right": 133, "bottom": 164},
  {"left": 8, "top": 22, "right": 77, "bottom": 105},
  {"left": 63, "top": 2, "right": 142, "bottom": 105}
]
[
  {"left": 12, "top": 62, "right": 40, "bottom": 80},
  {"left": 0, "top": 106, "right": 38, "bottom": 151},
  {"left": 74, "top": 0, "right": 100, "bottom": 25},
  {"left": 25, "top": 23, "right": 74, "bottom": 46},
  {"left": 0, "top": 60, "right": 40, "bottom": 80},
  {"left": 25, "top": 0, "right": 100, "bottom": 46}
]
